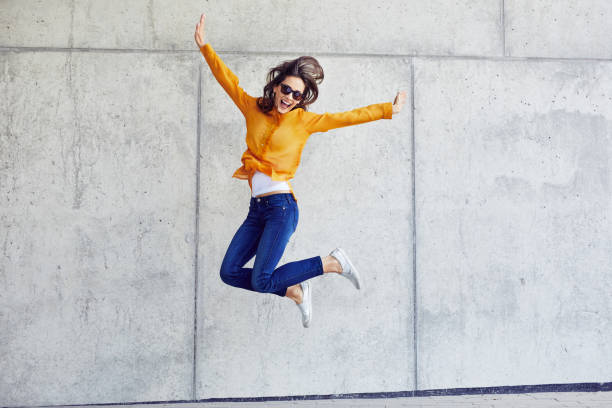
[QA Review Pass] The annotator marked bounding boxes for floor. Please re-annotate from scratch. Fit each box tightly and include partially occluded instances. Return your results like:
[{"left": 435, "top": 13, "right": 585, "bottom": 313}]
[{"left": 53, "top": 391, "right": 612, "bottom": 408}]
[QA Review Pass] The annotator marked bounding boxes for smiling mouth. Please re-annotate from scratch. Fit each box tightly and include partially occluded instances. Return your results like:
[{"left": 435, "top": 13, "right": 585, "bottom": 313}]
[{"left": 280, "top": 99, "right": 292, "bottom": 108}]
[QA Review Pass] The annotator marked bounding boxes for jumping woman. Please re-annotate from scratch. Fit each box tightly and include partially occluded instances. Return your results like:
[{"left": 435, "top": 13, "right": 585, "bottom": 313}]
[{"left": 194, "top": 13, "right": 406, "bottom": 327}]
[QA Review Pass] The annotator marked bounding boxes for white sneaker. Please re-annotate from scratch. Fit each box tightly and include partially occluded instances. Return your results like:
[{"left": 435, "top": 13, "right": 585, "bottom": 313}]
[
  {"left": 330, "top": 247, "right": 362, "bottom": 290},
  {"left": 297, "top": 281, "right": 312, "bottom": 328}
]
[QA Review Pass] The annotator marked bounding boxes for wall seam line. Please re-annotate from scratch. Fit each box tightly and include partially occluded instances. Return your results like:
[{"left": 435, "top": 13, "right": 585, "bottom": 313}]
[
  {"left": 501, "top": 0, "right": 506, "bottom": 57},
  {"left": 410, "top": 57, "right": 418, "bottom": 395},
  {"left": 192, "top": 63, "right": 202, "bottom": 401},
  {"left": 2, "top": 46, "right": 612, "bottom": 63}
]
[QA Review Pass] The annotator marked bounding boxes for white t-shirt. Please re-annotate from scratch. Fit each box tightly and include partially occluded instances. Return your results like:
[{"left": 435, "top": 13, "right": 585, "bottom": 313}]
[{"left": 251, "top": 170, "right": 291, "bottom": 197}]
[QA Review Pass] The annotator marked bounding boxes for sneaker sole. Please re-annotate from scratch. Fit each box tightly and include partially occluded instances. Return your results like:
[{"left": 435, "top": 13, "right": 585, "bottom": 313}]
[
  {"left": 301, "top": 281, "right": 312, "bottom": 328},
  {"left": 336, "top": 247, "right": 362, "bottom": 290}
]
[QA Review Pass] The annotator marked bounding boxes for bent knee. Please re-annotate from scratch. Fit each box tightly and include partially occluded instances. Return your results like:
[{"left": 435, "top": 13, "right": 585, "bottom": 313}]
[
  {"left": 219, "top": 263, "right": 236, "bottom": 286},
  {"left": 251, "top": 275, "right": 274, "bottom": 293}
]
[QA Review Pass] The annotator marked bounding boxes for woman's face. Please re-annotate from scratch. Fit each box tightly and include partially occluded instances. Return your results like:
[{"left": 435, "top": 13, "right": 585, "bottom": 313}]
[{"left": 273, "top": 75, "right": 306, "bottom": 114}]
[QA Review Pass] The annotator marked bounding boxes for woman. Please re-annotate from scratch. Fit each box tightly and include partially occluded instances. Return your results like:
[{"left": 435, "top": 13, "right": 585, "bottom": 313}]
[{"left": 194, "top": 13, "right": 406, "bottom": 328}]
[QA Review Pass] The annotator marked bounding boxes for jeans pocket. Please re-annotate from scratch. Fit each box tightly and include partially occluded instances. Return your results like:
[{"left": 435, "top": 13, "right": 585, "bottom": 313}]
[
  {"left": 265, "top": 202, "right": 290, "bottom": 225},
  {"left": 265, "top": 195, "right": 287, "bottom": 207},
  {"left": 268, "top": 201, "right": 287, "bottom": 210}
]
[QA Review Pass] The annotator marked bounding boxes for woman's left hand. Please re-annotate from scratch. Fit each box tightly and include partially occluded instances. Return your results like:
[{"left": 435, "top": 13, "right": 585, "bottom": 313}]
[{"left": 392, "top": 91, "right": 407, "bottom": 115}]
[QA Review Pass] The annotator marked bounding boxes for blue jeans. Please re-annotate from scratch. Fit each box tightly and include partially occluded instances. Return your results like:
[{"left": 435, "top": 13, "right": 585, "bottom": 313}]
[{"left": 220, "top": 193, "right": 324, "bottom": 297}]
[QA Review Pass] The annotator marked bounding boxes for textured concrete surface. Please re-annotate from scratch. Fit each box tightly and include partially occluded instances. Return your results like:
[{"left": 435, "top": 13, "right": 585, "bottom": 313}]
[
  {"left": 198, "top": 52, "right": 412, "bottom": 398},
  {"left": 0, "top": 51, "right": 199, "bottom": 405},
  {"left": 414, "top": 58, "right": 612, "bottom": 389},
  {"left": 0, "top": 0, "right": 502, "bottom": 56},
  {"left": 506, "top": 0, "right": 612, "bottom": 59},
  {"left": 2, "top": 0, "right": 612, "bottom": 406}
]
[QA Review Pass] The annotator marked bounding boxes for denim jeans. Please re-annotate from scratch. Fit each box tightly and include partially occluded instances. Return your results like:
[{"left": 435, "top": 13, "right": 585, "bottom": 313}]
[{"left": 220, "top": 193, "right": 324, "bottom": 297}]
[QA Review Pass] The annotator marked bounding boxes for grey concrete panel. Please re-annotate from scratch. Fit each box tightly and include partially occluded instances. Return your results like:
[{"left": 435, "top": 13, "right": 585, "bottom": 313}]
[
  {"left": 1, "top": 0, "right": 502, "bottom": 57},
  {"left": 0, "top": 51, "right": 198, "bottom": 406},
  {"left": 0, "top": 0, "right": 75, "bottom": 47},
  {"left": 0, "top": 0, "right": 194, "bottom": 49},
  {"left": 414, "top": 58, "right": 612, "bottom": 389},
  {"left": 197, "top": 53, "right": 413, "bottom": 398},
  {"left": 506, "top": 0, "right": 612, "bottom": 59},
  {"left": 200, "top": 0, "right": 502, "bottom": 56}
]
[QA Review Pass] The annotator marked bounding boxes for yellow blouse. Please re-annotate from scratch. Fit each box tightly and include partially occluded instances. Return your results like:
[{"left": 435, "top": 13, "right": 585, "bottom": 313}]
[{"left": 199, "top": 43, "right": 393, "bottom": 198}]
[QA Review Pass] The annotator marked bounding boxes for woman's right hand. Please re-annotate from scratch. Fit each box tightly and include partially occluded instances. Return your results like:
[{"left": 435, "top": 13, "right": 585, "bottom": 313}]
[{"left": 194, "top": 13, "right": 206, "bottom": 48}]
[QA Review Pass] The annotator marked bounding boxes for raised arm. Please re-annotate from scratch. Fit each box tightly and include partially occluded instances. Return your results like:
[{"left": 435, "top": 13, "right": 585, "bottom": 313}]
[
  {"left": 302, "top": 90, "right": 406, "bottom": 133},
  {"left": 301, "top": 102, "right": 393, "bottom": 134},
  {"left": 194, "top": 14, "right": 249, "bottom": 114}
]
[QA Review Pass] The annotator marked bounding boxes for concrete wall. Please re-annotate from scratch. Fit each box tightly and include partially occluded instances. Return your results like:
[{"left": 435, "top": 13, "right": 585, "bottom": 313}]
[{"left": 1, "top": 0, "right": 611, "bottom": 406}]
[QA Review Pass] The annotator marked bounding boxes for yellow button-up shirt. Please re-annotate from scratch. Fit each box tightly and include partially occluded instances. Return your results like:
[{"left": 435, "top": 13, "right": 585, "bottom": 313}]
[{"left": 200, "top": 43, "right": 393, "bottom": 198}]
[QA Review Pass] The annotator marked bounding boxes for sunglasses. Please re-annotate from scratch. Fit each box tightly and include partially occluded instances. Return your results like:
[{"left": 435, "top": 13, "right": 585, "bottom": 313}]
[{"left": 280, "top": 83, "right": 304, "bottom": 101}]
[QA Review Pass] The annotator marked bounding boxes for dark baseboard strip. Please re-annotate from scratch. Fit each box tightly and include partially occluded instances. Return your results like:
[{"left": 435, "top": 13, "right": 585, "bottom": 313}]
[
  {"left": 16, "top": 381, "right": 610, "bottom": 408},
  {"left": 415, "top": 382, "right": 612, "bottom": 398},
  {"left": 195, "top": 382, "right": 612, "bottom": 403}
]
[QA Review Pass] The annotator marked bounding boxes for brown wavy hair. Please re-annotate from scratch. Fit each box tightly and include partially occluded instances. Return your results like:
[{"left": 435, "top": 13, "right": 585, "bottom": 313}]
[{"left": 257, "top": 56, "right": 324, "bottom": 113}]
